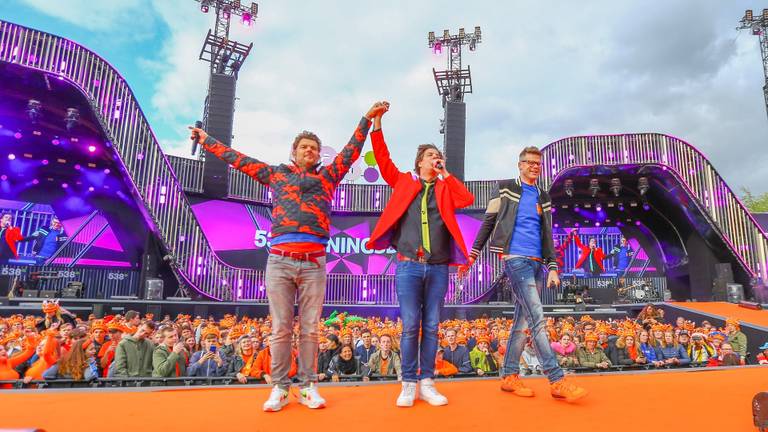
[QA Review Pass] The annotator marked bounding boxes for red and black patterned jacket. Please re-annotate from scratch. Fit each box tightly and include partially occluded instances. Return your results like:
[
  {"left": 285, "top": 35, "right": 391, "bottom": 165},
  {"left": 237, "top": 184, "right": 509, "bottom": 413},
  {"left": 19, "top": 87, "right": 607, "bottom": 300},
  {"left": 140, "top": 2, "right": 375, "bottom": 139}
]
[{"left": 202, "top": 117, "right": 371, "bottom": 240}]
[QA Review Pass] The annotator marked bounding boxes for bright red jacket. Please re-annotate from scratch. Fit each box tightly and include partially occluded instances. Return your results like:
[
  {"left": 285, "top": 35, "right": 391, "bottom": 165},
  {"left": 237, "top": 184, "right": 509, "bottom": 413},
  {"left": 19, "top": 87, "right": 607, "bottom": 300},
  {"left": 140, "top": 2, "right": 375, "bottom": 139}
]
[
  {"left": 573, "top": 235, "right": 606, "bottom": 273},
  {"left": 367, "top": 129, "right": 474, "bottom": 265},
  {"left": 2, "top": 226, "right": 23, "bottom": 258}
]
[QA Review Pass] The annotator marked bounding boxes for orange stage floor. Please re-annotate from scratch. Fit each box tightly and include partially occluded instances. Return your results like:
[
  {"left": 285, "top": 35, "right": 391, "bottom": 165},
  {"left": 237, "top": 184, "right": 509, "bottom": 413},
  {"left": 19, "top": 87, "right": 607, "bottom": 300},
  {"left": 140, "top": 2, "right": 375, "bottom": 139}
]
[
  {"left": 669, "top": 301, "right": 768, "bottom": 328},
  {"left": 1, "top": 367, "right": 765, "bottom": 432}
]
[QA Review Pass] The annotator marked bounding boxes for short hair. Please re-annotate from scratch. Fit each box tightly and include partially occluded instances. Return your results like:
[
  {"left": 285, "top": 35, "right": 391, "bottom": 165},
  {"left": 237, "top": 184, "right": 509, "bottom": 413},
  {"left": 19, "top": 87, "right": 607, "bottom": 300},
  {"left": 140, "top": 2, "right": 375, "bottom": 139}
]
[
  {"left": 125, "top": 310, "right": 140, "bottom": 321},
  {"left": 414, "top": 144, "right": 443, "bottom": 172},
  {"left": 518, "top": 146, "right": 541, "bottom": 162},
  {"left": 361, "top": 329, "right": 371, "bottom": 336},
  {"left": 161, "top": 326, "right": 177, "bottom": 337},
  {"left": 721, "top": 353, "right": 740, "bottom": 366},
  {"left": 291, "top": 131, "right": 322, "bottom": 154},
  {"left": 141, "top": 321, "right": 157, "bottom": 331}
]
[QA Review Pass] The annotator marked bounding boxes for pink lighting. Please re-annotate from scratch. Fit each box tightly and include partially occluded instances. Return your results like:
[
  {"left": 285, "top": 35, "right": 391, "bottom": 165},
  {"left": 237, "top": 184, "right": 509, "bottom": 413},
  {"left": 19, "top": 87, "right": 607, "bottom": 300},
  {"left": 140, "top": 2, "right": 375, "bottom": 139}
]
[
  {"left": 88, "top": 145, "right": 96, "bottom": 152},
  {"left": 52, "top": 139, "right": 60, "bottom": 145},
  {"left": 0, "top": 175, "right": 6, "bottom": 181},
  {"left": 13, "top": 132, "right": 21, "bottom": 139},
  {"left": 41, "top": 159, "right": 49, "bottom": 165},
  {"left": 32, "top": 179, "right": 39, "bottom": 185},
  {"left": 88, "top": 186, "right": 95, "bottom": 192},
  {"left": 7, "top": 154, "right": 15, "bottom": 160},
  {"left": 61, "top": 183, "right": 68, "bottom": 188},
  {"left": 74, "top": 164, "right": 81, "bottom": 170},
  {"left": 104, "top": 168, "right": 110, "bottom": 174}
]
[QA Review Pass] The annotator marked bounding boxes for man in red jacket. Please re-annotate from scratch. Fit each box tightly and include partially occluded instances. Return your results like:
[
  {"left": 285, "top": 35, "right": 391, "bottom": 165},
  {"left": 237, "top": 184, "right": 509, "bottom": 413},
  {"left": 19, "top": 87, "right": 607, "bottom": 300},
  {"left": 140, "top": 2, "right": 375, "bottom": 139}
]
[
  {"left": 0, "top": 213, "right": 24, "bottom": 261},
  {"left": 368, "top": 103, "right": 474, "bottom": 407},
  {"left": 573, "top": 232, "right": 606, "bottom": 276}
]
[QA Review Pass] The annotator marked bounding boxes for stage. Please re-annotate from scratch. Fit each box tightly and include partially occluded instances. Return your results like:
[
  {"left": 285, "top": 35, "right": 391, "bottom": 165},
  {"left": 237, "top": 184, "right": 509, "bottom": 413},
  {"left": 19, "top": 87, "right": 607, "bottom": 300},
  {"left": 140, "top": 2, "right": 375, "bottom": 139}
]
[{"left": 0, "top": 366, "right": 763, "bottom": 432}]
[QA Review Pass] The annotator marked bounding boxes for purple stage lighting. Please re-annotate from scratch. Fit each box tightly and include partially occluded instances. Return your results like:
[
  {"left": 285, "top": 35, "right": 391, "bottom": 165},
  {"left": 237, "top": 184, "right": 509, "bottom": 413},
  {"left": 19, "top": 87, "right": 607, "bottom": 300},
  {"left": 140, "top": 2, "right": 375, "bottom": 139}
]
[
  {"left": 52, "top": 138, "right": 60, "bottom": 145},
  {"left": 0, "top": 175, "right": 6, "bottom": 181},
  {"left": 88, "top": 186, "right": 94, "bottom": 192},
  {"left": 596, "top": 204, "right": 602, "bottom": 212},
  {"left": 635, "top": 220, "right": 642, "bottom": 226},
  {"left": 7, "top": 154, "right": 15, "bottom": 160},
  {"left": 595, "top": 222, "right": 601, "bottom": 227},
  {"left": 88, "top": 145, "right": 96, "bottom": 153},
  {"left": 104, "top": 168, "right": 110, "bottom": 174},
  {"left": 643, "top": 203, "right": 650, "bottom": 211},
  {"left": 618, "top": 204, "right": 625, "bottom": 211},
  {"left": 574, "top": 223, "right": 580, "bottom": 227},
  {"left": 13, "top": 132, "right": 21, "bottom": 139},
  {"left": 32, "top": 179, "right": 39, "bottom": 185},
  {"left": 433, "top": 41, "right": 442, "bottom": 54},
  {"left": 74, "top": 164, "right": 81, "bottom": 170},
  {"left": 41, "top": 159, "right": 49, "bottom": 165},
  {"left": 61, "top": 183, "right": 68, "bottom": 189}
]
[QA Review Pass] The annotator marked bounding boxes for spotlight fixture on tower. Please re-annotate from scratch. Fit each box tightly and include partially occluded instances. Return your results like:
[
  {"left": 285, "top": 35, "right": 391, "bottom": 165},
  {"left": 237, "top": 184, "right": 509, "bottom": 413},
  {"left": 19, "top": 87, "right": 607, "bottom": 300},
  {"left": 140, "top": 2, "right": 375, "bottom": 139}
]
[
  {"left": 427, "top": 25, "right": 482, "bottom": 180},
  {"left": 26, "top": 99, "right": 42, "bottom": 123},
  {"left": 738, "top": 9, "right": 768, "bottom": 120}
]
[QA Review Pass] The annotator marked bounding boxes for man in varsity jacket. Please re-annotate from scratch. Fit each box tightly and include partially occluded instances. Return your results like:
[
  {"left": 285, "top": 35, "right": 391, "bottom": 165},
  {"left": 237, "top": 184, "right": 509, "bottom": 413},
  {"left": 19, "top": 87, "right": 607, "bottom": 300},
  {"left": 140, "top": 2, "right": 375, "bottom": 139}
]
[{"left": 463, "top": 145, "right": 588, "bottom": 403}]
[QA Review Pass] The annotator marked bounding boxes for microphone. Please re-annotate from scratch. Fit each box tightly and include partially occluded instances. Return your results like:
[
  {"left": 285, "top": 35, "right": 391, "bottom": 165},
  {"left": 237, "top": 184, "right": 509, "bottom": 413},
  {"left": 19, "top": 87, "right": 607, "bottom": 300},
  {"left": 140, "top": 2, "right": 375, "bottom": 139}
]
[
  {"left": 435, "top": 161, "right": 444, "bottom": 170},
  {"left": 191, "top": 120, "right": 203, "bottom": 156}
]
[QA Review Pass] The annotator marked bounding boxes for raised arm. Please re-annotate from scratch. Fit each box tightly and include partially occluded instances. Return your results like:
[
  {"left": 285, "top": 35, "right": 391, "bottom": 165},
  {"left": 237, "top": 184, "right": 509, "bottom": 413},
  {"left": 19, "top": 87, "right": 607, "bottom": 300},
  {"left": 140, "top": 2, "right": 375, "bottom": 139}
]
[
  {"left": 325, "top": 102, "right": 389, "bottom": 184},
  {"left": 188, "top": 126, "right": 276, "bottom": 185}
]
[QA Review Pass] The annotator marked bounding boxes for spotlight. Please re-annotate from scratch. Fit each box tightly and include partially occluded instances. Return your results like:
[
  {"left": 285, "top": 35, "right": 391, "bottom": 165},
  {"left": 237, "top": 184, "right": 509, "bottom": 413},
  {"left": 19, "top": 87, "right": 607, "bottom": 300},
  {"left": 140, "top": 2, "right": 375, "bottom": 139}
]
[
  {"left": 451, "top": 42, "right": 459, "bottom": 54},
  {"left": 564, "top": 179, "right": 574, "bottom": 197},
  {"left": 222, "top": 6, "right": 231, "bottom": 19},
  {"left": 638, "top": 177, "right": 649, "bottom": 196},
  {"left": 574, "top": 205, "right": 581, "bottom": 213},
  {"left": 13, "top": 132, "right": 22, "bottom": 139},
  {"left": 610, "top": 178, "right": 622, "bottom": 197},
  {"left": 459, "top": 28, "right": 465, "bottom": 38},
  {"left": 200, "top": 0, "right": 210, "bottom": 13},
  {"left": 443, "top": 29, "right": 450, "bottom": 39},
  {"left": 589, "top": 178, "right": 600, "bottom": 197},
  {"left": 428, "top": 31, "right": 435, "bottom": 45},
  {"left": 26, "top": 99, "right": 43, "bottom": 123},
  {"left": 241, "top": 12, "right": 252, "bottom": 26},
  {"left": 474, "top": 26, "right": 481, "bottom": 38},
  {"left": 618, "top": 204, "right": 625, "bottom": 211},
  {"left": 64, "top": 108, "right": 80, "bottom": 132},
  {"left": 7, "top": 154, "right": 15, "bottom": 160},
  {"left": 433, "top": 41, "right": 442, "bottom": 54},
  {"left": 88, "top": 145, "right": 96, "bottom": 153},
  {"left": 642, "top": 202, "right": 651, "bottom": 211},
  {"left": 596, "top": 204, "right": 602, "bottom": 212},
  {"left": 469, "top": 38, "right": 477, "bottom": 51},
  {"left": 250, "top": 3, "right": 258, "bottom": 16}
]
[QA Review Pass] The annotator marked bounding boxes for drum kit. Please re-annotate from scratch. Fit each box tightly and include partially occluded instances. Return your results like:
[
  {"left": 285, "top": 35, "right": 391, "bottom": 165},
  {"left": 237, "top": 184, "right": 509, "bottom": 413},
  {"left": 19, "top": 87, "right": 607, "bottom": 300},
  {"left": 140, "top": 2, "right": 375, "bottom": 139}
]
[{"left": 618, "top": 280, "right": 659, "bottom": 302}]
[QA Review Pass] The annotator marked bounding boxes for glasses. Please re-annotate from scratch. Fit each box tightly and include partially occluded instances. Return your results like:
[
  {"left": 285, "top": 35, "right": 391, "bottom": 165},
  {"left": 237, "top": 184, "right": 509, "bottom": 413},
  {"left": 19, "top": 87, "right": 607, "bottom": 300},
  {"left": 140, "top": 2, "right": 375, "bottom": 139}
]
[{"left": 520, "top": 160, "right": 541, "bottom": 167}]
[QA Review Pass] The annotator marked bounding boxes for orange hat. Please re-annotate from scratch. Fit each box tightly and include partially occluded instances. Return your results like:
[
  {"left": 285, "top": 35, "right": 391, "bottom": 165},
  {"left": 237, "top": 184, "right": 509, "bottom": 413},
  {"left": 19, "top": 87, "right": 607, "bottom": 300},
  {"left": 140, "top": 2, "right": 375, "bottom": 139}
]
[
  {"left": 41, "top": 299, "right": 60, "bottom": 315},
  {"left": 106, "top": 321, "right": 124, "bottom": 332},
  {"left": 725, "top": 318, "right": 740, "bottom": 328},
  {"left": 91, "top": 320, "right": 107, "bottom": 332},
  {"left": 584, "top": 333, "right": 599, "bottom": 342},
  {"left": 201, "top": 325, "right": 221, "bottom": 340},
  {"left": 476, "top": 336, "right": 490, "bottom": 346},
  {"left": 579, "top": 315, "right": 594, "bottom": 323}
]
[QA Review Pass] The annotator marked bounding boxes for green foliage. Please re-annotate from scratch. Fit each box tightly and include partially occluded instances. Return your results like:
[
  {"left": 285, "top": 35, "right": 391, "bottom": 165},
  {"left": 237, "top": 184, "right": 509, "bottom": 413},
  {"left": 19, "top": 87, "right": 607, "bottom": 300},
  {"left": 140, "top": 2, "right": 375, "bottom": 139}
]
[{"left": 740, "top": 187, "right": 768, "bottom": 213}]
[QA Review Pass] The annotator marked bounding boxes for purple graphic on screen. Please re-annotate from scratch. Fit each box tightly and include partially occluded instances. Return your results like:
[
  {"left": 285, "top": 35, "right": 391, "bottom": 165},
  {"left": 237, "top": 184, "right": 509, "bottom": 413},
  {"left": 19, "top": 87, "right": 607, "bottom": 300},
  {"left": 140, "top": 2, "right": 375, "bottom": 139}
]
[{"left": 191, "top": 200, "right": 257, "bottom": 251}]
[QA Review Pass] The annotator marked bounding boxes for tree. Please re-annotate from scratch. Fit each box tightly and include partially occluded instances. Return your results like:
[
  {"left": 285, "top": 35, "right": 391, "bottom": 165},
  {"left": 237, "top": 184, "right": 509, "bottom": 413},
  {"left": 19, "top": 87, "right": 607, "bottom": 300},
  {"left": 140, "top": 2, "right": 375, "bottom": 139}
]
[{"left": 740, "top": 187, "right": 768, "bottom": 213}]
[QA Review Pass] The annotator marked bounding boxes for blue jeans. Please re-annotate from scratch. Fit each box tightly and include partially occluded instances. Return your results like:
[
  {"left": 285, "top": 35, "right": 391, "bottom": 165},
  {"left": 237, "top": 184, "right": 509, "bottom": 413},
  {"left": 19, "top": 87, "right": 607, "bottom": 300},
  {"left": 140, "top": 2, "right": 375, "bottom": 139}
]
[
  {"left": 502, "top": 258, "right": 565, "bottom": 383},
  {"left": 395, "top": 260, "right": 448, "bottom": 382}
]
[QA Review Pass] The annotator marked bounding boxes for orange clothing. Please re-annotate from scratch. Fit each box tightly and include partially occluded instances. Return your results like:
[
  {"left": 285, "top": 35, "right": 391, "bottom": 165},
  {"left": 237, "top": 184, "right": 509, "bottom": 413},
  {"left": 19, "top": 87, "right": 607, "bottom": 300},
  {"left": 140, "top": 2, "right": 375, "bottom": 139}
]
[
  {"left": 0, "top": 339, "right": 36, "bottom": 388},
  {"left": 98, "top": 341, "right": 117, "bottom": 377},
  {"left": 435, "top": 359, "right": 458, "bottom": 377},
  {"left": 253, "top": 348, "right": 297, "bottom": 379},
  {"left": 24, "top": 333, "right": 59, "bottom": 380}
]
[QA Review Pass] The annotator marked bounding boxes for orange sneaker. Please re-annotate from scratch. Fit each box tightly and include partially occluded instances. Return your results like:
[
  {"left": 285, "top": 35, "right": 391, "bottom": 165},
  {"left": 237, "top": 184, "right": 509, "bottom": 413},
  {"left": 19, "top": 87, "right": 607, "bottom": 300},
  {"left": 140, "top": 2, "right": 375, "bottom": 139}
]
[
  {"left": 550, "top": 378, "right": 588, "bottom": 402},
  {"left": 500, "top": 374, "right": 534, "bottom": 397}
]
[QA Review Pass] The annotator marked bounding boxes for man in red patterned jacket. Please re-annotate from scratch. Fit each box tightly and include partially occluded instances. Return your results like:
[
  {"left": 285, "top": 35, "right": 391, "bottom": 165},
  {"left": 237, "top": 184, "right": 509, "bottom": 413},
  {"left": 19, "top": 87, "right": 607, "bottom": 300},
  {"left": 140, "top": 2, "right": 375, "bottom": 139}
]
[
  {"left": 0, "top": 213, "right": 24, "bottom": 261},
  {"left": 189, "top": 102, "right": 388, "bottom": 411}
]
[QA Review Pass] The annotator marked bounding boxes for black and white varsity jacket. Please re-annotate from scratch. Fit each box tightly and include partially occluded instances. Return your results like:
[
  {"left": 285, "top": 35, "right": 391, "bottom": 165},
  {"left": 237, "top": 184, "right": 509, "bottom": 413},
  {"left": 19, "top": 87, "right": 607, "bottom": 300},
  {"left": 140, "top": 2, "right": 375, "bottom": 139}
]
[{"left": 469, "top": 178, "right": 558, "bottom": 272}]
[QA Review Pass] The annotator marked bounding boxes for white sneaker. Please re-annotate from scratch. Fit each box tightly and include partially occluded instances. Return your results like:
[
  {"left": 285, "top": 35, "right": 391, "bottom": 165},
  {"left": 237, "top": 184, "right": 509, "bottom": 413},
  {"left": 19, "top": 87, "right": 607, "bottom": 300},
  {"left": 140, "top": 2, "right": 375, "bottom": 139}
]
[
  {"left": 396, "top": 381, "right": 417, "bottom": 407},
  {"left": 263, "top": 385, "right": 290, "bottom": 412},
  {"left": 298, "top": 383, "right": 326, "bottom": 409},
  {"left": 419, "top": 378, "right": 448, "bottom": 406}
]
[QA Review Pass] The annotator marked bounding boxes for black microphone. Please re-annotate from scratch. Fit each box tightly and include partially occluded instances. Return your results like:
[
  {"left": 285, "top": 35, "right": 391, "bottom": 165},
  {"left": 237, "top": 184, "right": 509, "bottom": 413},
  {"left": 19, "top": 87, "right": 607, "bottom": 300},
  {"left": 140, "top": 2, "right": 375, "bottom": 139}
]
[
  {"left": 435, "top": 161, "right": 444, "bottom": 170},
  {"left": 191, "top": 120, "right": 203, "bottom": 156}
]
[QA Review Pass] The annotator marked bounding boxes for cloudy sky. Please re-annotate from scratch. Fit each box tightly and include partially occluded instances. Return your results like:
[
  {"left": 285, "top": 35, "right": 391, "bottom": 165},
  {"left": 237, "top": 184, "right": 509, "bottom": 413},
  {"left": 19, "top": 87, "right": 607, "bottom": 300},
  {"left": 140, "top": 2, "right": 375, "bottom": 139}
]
[{"left": 3, "top": 0, "right": 767, "bottom": 193}]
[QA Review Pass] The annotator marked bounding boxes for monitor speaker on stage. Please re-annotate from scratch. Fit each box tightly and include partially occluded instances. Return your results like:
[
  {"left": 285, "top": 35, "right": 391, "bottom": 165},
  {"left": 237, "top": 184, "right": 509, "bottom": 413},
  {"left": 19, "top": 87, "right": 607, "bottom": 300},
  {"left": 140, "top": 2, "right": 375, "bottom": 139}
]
[
  {"left": 726, "top": 283, "right": 745, "bottom": 303},
  {"left": 145, "top": 278, "right": 164, "bottom": 300},
  {"left": 39, "top": 290, "right": 57, "bottom": 298},
  {"left": 23, "top": 289, "right": 38, "bottom": 298},
  {"left": 715, "top": 263, "right": 734, "bottom": 283}
]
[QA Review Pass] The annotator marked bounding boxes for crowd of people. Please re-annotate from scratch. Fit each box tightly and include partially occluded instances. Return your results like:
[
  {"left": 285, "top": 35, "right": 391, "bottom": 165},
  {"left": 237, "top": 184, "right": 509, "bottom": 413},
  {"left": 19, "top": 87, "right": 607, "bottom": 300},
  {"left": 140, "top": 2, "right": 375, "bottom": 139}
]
[{"left": 0, "top": 302, "right": 763, "bottom": 389}]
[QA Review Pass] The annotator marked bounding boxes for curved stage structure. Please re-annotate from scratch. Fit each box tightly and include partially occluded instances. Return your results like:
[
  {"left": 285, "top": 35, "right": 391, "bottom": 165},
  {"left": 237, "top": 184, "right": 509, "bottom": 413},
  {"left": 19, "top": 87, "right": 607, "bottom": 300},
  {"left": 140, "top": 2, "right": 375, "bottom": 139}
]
[{"left": 0, "top": 21, "right": 766, "bottom": 305}]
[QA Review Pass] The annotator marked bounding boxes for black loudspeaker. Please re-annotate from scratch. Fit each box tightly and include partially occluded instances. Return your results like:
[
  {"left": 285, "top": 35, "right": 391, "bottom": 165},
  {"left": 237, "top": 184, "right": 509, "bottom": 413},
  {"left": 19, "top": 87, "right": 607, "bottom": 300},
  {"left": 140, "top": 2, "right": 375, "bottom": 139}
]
[
  {"left": 715, "top": 263, "right": 734, "bottom": 282},
  {"left": 727, "top": 283, "right": 745, "bottom": 303},
  {"left": 589, "top": 287, "right": 619, "bottom": 305},
  {"left": 443, "top": 100, "right": 466, "bottom": 181},
  {"left": 39, "top": 290, "right": 57, "bottom": 298},
  {"left": 62, "top": 281, "right": 82, "bottom": 298},
  {"left": 146, "top": 304, "right": 162, "bottom": 319},
  {"left": 23, "top": 289, "right": 38, "bottom": 298},
  {"left": 145, "top": 278, "right": 164, "bottom": 300},
  {"left": 203, "top": 73, "right": 236, "bottom": 198}
]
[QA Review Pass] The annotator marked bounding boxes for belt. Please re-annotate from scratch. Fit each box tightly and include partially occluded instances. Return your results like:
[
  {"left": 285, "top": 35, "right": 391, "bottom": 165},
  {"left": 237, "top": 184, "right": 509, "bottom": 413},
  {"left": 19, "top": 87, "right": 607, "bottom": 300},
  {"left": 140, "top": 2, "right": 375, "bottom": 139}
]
[
  {"left": 501, "top": 254, "right": 543, "bottom": 263},
  {"left": 397, "top": 253, "right": 427, "bottom": 264},
  {"left": 270, "top": 249, "right": 325, "bottom": 267}
]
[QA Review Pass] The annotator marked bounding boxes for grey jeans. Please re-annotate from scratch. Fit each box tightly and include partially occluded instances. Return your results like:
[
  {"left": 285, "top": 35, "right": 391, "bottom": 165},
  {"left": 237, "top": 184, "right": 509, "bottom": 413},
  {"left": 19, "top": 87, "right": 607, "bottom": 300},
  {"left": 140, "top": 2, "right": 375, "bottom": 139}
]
[{"left": 264, "top": 254, "right": 326, "bottom": 388}]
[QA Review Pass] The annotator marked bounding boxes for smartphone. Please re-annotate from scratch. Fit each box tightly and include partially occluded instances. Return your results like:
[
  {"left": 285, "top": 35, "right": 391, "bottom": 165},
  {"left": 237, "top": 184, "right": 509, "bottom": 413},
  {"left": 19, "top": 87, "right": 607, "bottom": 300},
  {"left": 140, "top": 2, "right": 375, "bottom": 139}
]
[{"left": 209, "top": 345, "right": 217, "bottom": 353}]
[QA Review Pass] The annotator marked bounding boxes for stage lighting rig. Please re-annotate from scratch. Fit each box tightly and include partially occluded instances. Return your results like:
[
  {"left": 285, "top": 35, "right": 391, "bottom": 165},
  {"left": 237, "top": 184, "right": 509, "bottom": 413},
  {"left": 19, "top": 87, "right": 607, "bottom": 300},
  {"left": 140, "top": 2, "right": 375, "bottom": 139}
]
[
  {"left": 610, "top": 177, "right": 622, "bottom": 197},
  {"left": 589, "top": 178, "right": 600, "bottom": 197},
  {"left": 738, "top": 9, "right": 768, "bottom": 120},
  {"left": 638, "top": 177, "right": 649, "bottom": 196},
  {"left": 26, "top": 99, "right": 42, "bottom": 123},
  {"left": 564, "top": 179, "right": 574, "bottom": 197},
  {"left": 427, "top": 25, "right": 481, "bottom": 180},
  {"left": 64, "top": 108, "right": 80, "bottom": 132},
  {"left": 195, "top": 0, "right": 256, "bottom": 76}
]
